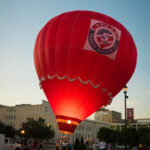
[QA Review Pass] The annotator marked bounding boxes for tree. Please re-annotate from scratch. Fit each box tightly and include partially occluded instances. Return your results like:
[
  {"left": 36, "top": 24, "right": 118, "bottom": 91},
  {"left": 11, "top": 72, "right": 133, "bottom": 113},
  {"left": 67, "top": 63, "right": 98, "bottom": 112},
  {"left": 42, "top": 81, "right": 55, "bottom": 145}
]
[
  {"left": 97, "top": 126, "right": 150, "bottom": 147},
  {"left": 97, "top": 127, "right": 117, "bottom": 143},
  {"left": 20, "top": 117, "right": 54, "bottom": 140},
  {"left": 140, "top": 133, "right": 150, "bottom": 145},
  {"left": 138, "top": 128, "right": 150, "bottom": 145},
  {"left": 118, "top": 128, "right": 134, "bottom": 146},
  {"left": 80, "top": 136, "right": 86, "bottom": 150},
  {"left": 74, "top": 137, "right": 80, "bottom": 150},
  {"left": 0, "top": 121, "right": 17, "bottom": 138}
]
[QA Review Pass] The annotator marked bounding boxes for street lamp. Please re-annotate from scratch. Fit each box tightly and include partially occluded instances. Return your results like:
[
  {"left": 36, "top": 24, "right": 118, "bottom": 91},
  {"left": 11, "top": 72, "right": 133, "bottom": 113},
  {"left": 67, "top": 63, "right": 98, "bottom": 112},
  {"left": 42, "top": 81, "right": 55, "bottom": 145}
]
[
  {"left": 21, "top": 129, "right": 25, "bottom": 135},
  {"left": 123, "top": 85, "right": 128, "bottom": 150},
  {"left": 20, "top": 129, "right": 25, "bottom": 149}
]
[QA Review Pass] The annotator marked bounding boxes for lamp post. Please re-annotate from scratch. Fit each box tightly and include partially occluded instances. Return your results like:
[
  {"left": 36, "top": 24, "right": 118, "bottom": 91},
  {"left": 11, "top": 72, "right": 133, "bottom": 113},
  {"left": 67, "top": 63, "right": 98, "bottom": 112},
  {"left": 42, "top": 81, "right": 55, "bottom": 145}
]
[
  {"left": 20, "top": 129, "right": 25, "bottom": 149},
  {"left": 21, "top": 129, "right": 25, "bottom": 135},
  {"left": 123, "top": 85, "right": 128, "bottom": 150}
]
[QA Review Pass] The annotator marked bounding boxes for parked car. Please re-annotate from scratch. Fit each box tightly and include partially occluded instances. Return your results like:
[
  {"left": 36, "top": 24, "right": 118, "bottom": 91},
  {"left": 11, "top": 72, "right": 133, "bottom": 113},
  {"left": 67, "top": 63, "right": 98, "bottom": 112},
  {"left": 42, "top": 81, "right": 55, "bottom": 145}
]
[{"left": 5, "top": 138, "right": 21, "bottom": 150}]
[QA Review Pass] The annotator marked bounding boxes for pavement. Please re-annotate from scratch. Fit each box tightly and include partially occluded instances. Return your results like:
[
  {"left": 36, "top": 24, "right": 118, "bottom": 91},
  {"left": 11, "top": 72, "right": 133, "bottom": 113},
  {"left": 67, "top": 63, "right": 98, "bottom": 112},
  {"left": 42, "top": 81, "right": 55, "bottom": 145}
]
[
  {"left": 44, "top": 145, "right": 56, "bottom": 150},
  {"left": 44, "top": 148, "right": 56, "bottom": 150}
]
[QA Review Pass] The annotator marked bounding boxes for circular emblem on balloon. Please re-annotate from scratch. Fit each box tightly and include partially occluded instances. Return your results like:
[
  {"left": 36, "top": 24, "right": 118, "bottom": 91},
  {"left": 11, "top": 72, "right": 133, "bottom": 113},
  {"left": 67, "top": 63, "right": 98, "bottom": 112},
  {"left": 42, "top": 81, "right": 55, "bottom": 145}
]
[{"left": 88, "top": 22, "right": 120, "bottom": 55}]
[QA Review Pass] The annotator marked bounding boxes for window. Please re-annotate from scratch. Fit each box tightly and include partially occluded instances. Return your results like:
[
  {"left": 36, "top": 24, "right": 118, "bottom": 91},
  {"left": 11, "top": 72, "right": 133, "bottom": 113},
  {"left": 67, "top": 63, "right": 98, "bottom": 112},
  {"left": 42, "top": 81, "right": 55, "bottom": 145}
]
[
  {"left": 5, "top": 139, "right": 8, "bottom": 144},
  {"left": 82, "top": 126, "right": 84, "bottom": 131},
  {"left": 45, "top": 106, "right": 48, "bottom": 112},
  {"left": 85, "top": 134, "right": 87, "bottom": 140},
  {"left": 79, "top": 125, "right": 81, "bottom": 130},
  {"left": 87, "top": 127, "right": 91, "bottom": 131}
]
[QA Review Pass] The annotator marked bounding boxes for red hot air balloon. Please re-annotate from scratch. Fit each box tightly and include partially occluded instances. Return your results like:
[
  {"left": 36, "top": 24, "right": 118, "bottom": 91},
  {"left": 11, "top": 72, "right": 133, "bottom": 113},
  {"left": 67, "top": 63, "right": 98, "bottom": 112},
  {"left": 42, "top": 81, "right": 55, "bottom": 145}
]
[{"left": 34, "top": 10, "right": 137, "bottom": 134}]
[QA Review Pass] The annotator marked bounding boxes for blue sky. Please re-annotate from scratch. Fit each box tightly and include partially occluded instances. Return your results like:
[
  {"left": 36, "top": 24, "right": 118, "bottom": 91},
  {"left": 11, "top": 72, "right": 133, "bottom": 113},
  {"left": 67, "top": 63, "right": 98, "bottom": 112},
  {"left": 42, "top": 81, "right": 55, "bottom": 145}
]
[{"left": 0, "top": 0, "right": 150, "bottom": 119}]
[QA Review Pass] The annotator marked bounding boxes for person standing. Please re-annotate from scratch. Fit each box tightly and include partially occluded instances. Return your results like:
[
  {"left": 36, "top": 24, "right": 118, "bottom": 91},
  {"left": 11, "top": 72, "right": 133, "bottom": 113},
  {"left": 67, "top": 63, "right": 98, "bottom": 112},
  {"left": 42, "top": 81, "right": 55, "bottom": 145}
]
[
  {"left": 99, "top": 140, "right": 106, "bottom": 150},
  {"left": 62, "top": 140, "right": 67, "bottom": 150},
  {"left": 106, "top": 143, "right": 111, "bottom": 150},
  {"left": 38, "top": 141, "right": 43, "bottom": 150},
  {"left": 56, "top": 141, "right": 59, "bottom": 150},
  {"left": 32, "top": 140, "right": 38, "bottom": 150},
  {"left": 27, "top": 140, "right": 33, "bottom": 150},
  {"left": 132, "top": 145, "right": 138, "bottom": 150},
  {"left": 68, "top": 142, "right": 72, "bottom": 150}
]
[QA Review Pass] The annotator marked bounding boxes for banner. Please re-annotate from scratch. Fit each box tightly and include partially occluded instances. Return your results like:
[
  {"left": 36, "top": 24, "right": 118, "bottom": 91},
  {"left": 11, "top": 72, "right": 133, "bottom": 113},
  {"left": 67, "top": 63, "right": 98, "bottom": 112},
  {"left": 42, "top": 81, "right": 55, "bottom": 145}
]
[{"left": 127, "top": 108, "right": 134, "bottom": 123}]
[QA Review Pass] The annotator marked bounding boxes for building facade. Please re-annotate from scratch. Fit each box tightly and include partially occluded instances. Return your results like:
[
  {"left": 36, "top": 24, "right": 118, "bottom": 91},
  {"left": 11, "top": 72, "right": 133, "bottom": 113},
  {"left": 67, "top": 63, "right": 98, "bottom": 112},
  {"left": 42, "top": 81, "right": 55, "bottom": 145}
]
[
  {"left": 0, "top": 100, "right": 56, "bottom": 129},
  {"left": 0, "top": 100, "right": 60, "bottom": 141},
  {"left": 0, "top": 100, "right": 109, "bottom": 142},
  {"left": 110, "top": 118, "right": 150, "bottom": 131},
  {"left": 72, "top": 119, "right": 109, "bottom": 142},
  {"left": 95, "top": 107, "right": 122, "bottom": 123}
]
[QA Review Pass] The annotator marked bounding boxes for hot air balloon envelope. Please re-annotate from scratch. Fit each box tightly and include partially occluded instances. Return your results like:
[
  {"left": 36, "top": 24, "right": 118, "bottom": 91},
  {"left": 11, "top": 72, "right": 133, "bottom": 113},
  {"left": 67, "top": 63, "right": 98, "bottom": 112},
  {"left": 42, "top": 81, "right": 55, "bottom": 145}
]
[{"left": 34, "top": 10, "right": 137, "bottom": 134}]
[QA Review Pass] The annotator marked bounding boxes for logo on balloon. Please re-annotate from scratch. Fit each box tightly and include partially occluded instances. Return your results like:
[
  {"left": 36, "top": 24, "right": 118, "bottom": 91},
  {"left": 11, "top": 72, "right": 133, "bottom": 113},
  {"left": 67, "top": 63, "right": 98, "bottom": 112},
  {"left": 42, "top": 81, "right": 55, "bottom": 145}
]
[{"left": 88, "top": 22, "right": 120, "bottom": 55}]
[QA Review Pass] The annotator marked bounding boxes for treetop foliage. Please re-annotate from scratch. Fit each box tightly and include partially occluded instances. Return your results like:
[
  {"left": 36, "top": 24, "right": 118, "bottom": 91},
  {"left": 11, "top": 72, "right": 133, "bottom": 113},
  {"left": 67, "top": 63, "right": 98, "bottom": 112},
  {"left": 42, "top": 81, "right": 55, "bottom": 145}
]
[
  {"left": 20, "top": 117, "right": 55, "bottom": 140},
  {"left": 97, "top": 127, "right": 150, "bottom": 146},
  {"left": 0, "top": 121, "right": 17, "bottom": 138}
]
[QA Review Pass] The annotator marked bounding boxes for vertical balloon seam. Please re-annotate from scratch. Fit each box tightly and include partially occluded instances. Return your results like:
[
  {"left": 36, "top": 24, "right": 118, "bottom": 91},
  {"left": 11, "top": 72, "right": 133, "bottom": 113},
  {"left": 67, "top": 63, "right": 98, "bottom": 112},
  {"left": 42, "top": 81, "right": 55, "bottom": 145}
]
[
  {"left": 75, "top": 11, "right": 99, "bottom": 115},
  {"left": 67, "top": 11, "right": 82, "bottom": 119},
  {"left": 54, "top": 14, "right": 66, "bottom": 116},
  {"left": 35, "top": 33, "right": 42, "bottom": 80},
  {"left": 44, "top": 20, "right": 53, "bottom": 78},
  {"left": 38, "top": 29, "right": 47, "bottom": 78}
]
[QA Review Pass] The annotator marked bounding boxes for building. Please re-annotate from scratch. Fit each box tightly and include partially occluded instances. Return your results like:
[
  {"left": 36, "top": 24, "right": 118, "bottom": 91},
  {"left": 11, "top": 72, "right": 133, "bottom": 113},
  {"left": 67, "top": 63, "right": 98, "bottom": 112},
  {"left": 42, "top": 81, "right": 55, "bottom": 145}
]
[
  {"left": 69, "top": 119, "right": 109, "bottom": 142},
  {"left": 95, "top": 107, "right": 122, "bottom": 123},
  {"left": 0, "top": 100, "right": 110, "bottom": 142},
  {"left": 0, "top": 100, "right": 56, "bottom": 129},
  {"left": 133, "top": 118, "right": 150, "bottom": 129},
  {"left": 0, "top": 100, "right": 60, "bottom": 141},
  {"left": 110, "top": 118, "right": 150, "bottom": 131}
]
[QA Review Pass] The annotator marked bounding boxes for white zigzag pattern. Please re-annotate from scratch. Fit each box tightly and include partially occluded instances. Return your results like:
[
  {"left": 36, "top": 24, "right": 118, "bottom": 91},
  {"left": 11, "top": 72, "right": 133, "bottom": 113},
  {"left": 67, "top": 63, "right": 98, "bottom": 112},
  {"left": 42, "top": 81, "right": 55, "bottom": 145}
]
[
  {"left": 39, "top": 74, "right": 113, "bottom": 106},
  {"left": 40, "top": 74, "right": 100, "bottom": 88}
]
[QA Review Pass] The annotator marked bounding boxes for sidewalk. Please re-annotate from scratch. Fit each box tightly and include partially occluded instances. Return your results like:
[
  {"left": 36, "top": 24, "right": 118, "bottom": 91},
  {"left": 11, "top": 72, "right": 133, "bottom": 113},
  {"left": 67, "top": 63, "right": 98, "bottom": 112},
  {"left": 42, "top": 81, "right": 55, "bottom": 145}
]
[
  {"left": 44, "top": 145, "right": 56, "bottom": 150},
  {"left": 44, "top": 148, "right": 56, "bottom": 150}
]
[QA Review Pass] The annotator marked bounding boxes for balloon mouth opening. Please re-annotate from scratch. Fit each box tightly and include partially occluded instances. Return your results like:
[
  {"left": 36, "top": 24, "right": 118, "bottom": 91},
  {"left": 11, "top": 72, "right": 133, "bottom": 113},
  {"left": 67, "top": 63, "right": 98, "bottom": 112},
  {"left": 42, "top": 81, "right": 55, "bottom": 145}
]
[
  {"left": 60, "top": 130, "right": 73, "bottom": 135},
  {"left": 56, "top": 115, "right": 81, "bottom": 134}
]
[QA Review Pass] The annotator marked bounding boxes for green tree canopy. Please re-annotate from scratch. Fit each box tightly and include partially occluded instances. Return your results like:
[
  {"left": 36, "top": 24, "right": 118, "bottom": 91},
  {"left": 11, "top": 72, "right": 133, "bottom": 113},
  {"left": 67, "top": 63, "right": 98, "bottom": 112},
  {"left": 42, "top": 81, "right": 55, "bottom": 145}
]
[
  {"left": 97, "top": 127, "right": 117, "bottom": 143},
  {"left": 0, "top": 121, "right": 17, "bottom": 138},
  {"left": 97, "top": 126, "right": 150, "bottom": 146},
  {"left": 20, "top": 117, "right": 54, "bottom": 140},
  {"left": 118, "top": 128, "right": 139, "bottom": 146},
  {"left": 138, "top": 128, "right": 150, "bottom": 145}
]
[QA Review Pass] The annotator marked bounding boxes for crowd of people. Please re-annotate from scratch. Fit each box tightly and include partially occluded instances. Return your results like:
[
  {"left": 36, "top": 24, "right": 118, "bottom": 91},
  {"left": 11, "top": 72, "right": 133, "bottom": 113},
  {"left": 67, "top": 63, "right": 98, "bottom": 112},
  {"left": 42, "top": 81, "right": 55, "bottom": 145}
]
[
  {"left": 21, "top": 138, "right": 150, "bottom": 150},
  {"left": 92, "top": 140, "right": 111, "bottom": 150},
  {"left": 56, "top": 138, "right": 72, "bottom": 150},
  {"left": 21, "top": 139, "right": 43, "bottom": 150},
  {"left": 56, "top": 138, "right": 109, "bottom": 150},
  {"left": 92, "top": 141, "right": 150, "bottom": 150}
]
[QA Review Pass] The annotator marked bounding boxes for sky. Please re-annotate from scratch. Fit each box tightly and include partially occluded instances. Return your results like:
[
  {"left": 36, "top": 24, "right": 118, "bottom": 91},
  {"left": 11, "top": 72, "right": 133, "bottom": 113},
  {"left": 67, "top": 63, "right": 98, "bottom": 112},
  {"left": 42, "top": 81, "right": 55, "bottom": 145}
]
[{"left": 0, "top": 0, "right": 150, "bottom": 120}]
